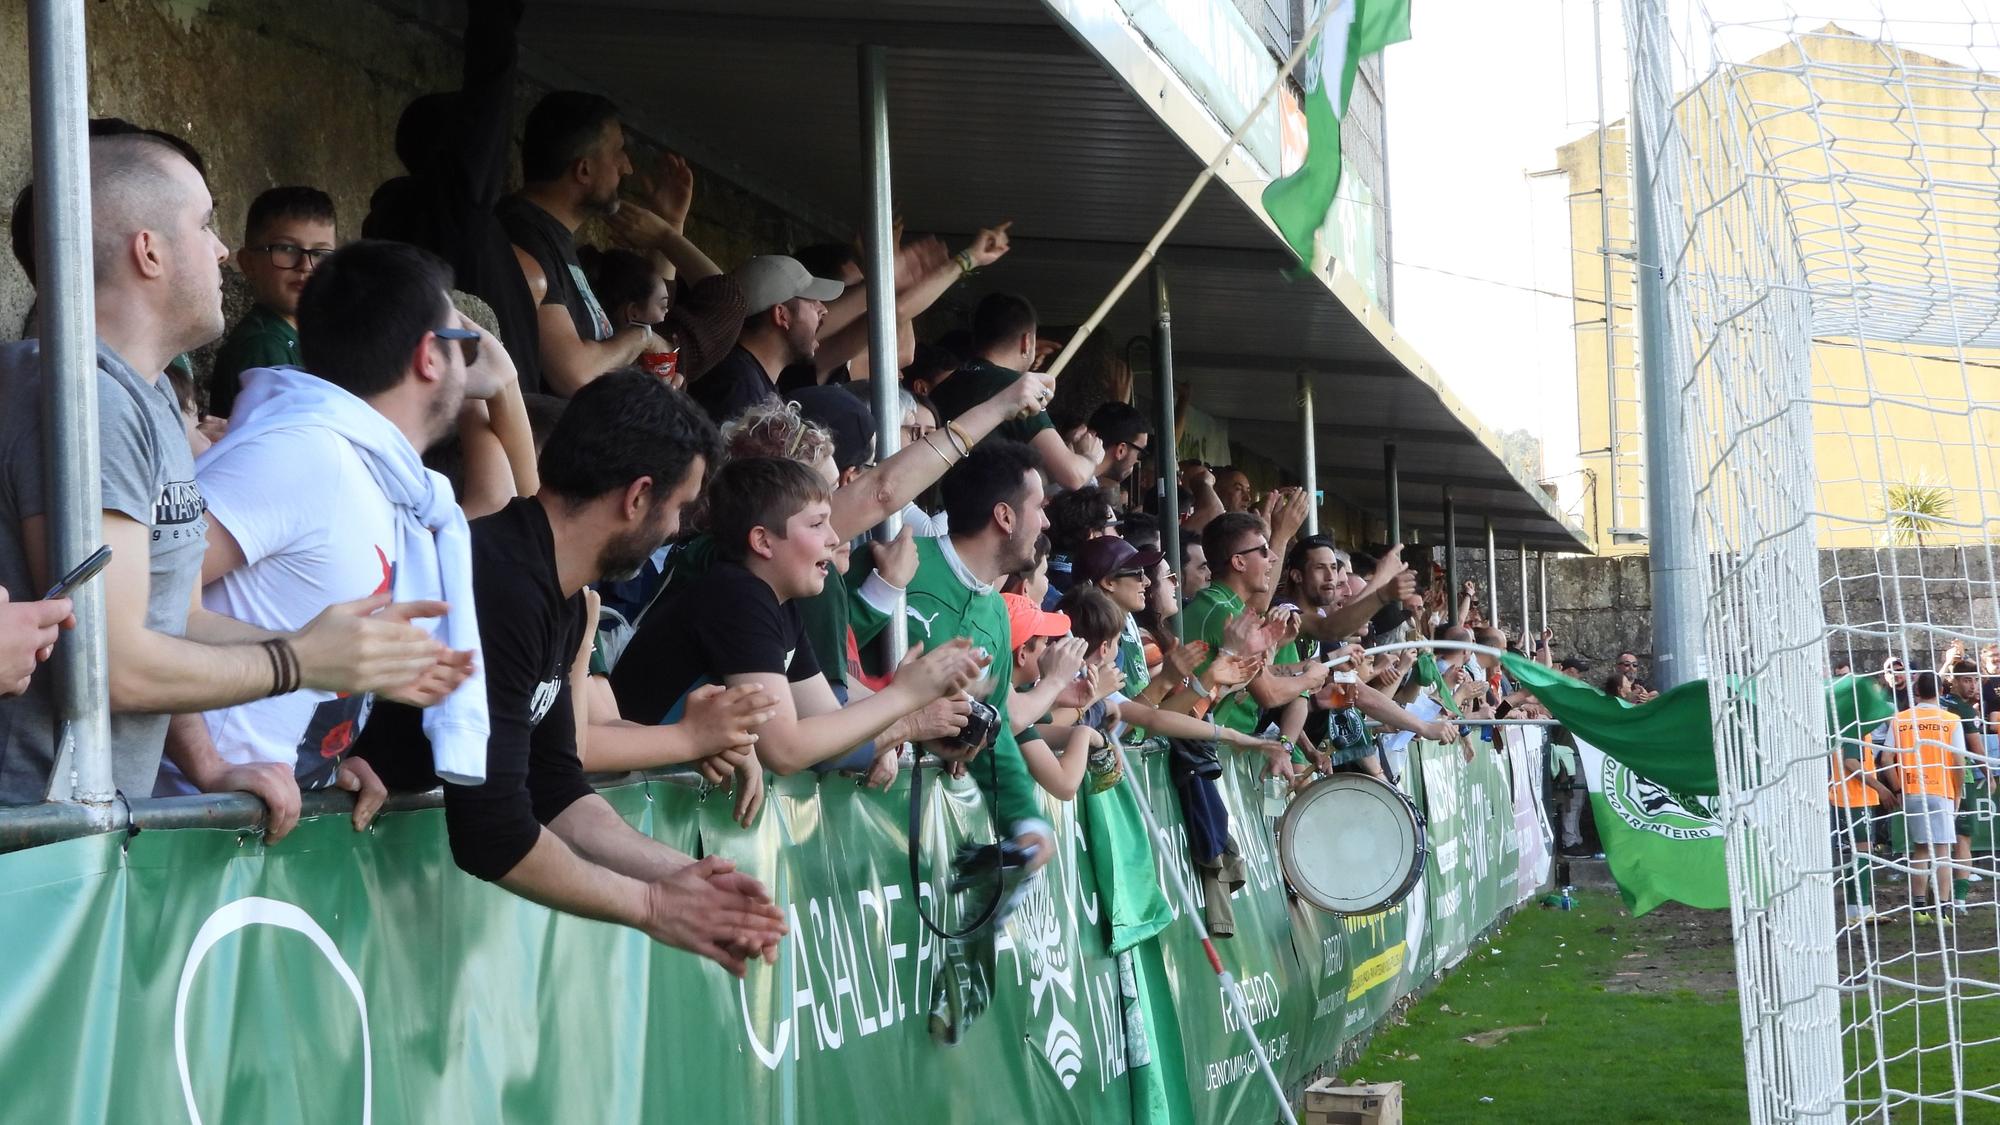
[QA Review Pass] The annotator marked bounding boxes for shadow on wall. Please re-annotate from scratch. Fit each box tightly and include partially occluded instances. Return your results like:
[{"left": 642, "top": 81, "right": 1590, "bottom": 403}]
[{"left": 0, "top": 0, "right": 816, "bottom": 348}]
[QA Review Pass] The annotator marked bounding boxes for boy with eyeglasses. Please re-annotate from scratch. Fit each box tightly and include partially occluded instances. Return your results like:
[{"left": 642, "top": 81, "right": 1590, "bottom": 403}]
[{"left": 209, "top": 186, "right": 339, "bottom": 417}]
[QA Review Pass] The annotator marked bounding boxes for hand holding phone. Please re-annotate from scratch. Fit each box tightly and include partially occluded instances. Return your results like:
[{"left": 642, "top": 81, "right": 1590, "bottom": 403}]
[{"left": 43, "top": 545, "right": 112, "bottom": 601}]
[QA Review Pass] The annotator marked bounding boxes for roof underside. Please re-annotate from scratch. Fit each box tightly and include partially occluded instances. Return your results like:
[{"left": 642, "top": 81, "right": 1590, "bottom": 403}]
[{"left": 485, "top": 0, "right": 1588, "bottom": 550}]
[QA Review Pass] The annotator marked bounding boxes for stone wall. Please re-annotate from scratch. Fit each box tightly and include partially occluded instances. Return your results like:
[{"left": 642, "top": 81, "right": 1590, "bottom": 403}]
[
  {"left": 1454, "top": 545, "right": 2000, "bottom": 681},
  {"left": 0, "top": 0, "right": 815, "bottom": 342}
]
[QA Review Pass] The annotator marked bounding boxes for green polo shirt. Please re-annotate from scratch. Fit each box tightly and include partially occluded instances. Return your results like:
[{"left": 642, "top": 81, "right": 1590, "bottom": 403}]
[
  {"left": 904, "top": 535, "right": 1045, "bottom": 834},
  {"left": 1182, "top": 583, "right": 1299, "bottom": 736},
  {"left": 797, "top": 563, "right": 896, "bottom": 689},
  {"left": 1945, "top": 694, "right": 1983, "bottom": 787},
  {"left": 209, "top": 303, "right": 300, "bottom": 417}
]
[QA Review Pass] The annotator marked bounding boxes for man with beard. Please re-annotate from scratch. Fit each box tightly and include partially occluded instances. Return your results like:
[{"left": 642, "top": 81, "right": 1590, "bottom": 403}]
[
  {"left": 1181, "top": 513, "right": 1326, "bottom": 750},
  {"left": 1085, "top": 400, "right": 1150, "bottom": 501},
  {"left": 688, "top": 255, "right": 845, "bottom": 425},
  {"left": 500, "top": 91, "right": 662, "bottom": 395},
  {"left": 904, "top": 441, "right": 1059, "bottom": 871},
  {"left": 356, "top": 372, "right": 789, "bottom": 975},
  {"left": 162, "top": 242, "right": 501, "bottom": 835}
]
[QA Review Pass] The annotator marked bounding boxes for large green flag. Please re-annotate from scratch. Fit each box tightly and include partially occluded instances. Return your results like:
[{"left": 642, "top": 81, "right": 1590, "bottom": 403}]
[
  {"left": 1501, "top": 653, "right": 1720, "bottom": 794},
  {"left": 1261, "top": 0, "right": 1413, "bottom": 260},
  {"left": 1578, "top": 740, "right": 1731, "bottom": 915}
]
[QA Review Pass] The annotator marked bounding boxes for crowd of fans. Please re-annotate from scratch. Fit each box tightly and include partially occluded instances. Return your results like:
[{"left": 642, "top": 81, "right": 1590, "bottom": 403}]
[{"left": 0, "top": 1, "right": 1586, "bottom": 980}]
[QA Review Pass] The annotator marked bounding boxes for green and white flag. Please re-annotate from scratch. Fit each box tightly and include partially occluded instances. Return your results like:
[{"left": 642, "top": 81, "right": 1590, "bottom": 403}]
[
  {"left": 1261, "top": 0, "right": 1412, "bottom": 260},
  {"left": 1577, "top": 738, "right": 1730, "bottom": 916}
]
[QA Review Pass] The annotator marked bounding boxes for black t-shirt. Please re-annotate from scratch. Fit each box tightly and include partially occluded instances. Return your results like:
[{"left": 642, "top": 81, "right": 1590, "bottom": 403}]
[
  {"left": 496, "top": 195, "right": 614, "bottom": 354},
  {"left": 928, "top": 358, "right": 1053, "bottom": 446},
  {"left": 1983, "top": 677, "right": 2000, "bottom": 723},
  {"left": 689, "top": 346, "right": 780, "bottom": 426},
  {"left": 354, "top": 497, "right": 591, "bottom": 882},
  {"left": 610, "top": 560, "right": 821, "bottom": 726}
]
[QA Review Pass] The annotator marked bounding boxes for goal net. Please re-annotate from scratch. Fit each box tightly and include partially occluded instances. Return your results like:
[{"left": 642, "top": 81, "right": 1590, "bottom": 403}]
[{"left": 1625, "top": 2, "right": 2000, "bottom": 1121}]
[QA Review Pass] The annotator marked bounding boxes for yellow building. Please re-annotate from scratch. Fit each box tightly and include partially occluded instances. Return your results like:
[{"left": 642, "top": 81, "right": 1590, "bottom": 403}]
[{"left": 1556, "top": 25, "right": 2000, "bottom": 552}]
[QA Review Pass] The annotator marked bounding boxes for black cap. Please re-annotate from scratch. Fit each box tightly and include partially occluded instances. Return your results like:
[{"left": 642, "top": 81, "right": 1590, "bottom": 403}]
[{"left": 787, "top": 384, "right": 875, "bottom": 471}]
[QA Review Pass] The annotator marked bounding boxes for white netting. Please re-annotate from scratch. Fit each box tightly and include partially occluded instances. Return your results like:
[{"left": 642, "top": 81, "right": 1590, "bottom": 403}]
[{"left": 1627, "top": 2, "right": 2000, "bottom": 1121}]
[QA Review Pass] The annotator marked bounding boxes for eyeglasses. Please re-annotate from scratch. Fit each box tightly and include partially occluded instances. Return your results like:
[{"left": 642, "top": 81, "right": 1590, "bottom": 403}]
[
  {"left": 902, "top": 423, "right": 936, "bottom": 443},
  {"left": 434, "top": 325, "right": 482, "bottom": 366},
  {"left": 1232, "top": 541, "right": 1273, "bottom": 559},
  {"left": 250, "top": 243, "right": 333, "bottom": 271},
  {"left": 1110, "top": 568, "right": 1148, "bottom": 581}
]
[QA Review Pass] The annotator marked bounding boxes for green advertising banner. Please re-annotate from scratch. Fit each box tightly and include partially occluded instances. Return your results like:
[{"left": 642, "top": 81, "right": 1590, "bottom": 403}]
[
  {"left": 1418, "top": 739, "right": 1525, "bottom": 973},
  {"left": 0, "top": 736, "right": 1545, "bottom": 1123}
]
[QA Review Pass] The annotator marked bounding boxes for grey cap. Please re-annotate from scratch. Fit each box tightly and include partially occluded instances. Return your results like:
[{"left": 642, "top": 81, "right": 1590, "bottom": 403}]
[{"left": 732, "top": 255, "right": 846, "bottom": 316}]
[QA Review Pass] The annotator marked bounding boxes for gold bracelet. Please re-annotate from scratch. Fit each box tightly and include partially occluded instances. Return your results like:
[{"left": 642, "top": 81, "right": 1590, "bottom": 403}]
[
  {"left": 921, "top": 434, "right": 954, "bottom": 467},
  {"left": 946, "top": 420, "right": 975, "bottom": 455}
]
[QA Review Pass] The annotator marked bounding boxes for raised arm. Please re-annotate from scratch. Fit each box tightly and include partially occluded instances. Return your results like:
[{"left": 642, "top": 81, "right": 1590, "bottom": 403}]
[
  {"left": 1028, "top": 426, "right": 1099, "bottom": 492},
  {"left": 515, "top": 248, "right": 657, "bottom": 395},
  {"left": 828, "top": 368, "right": 1051, "bottom": 539}
]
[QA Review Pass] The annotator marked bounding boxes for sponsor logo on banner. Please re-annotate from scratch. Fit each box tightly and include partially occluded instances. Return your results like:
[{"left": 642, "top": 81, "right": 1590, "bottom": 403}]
[{"left": 176, "top": 898, "right": 371, "bottom": 1125}]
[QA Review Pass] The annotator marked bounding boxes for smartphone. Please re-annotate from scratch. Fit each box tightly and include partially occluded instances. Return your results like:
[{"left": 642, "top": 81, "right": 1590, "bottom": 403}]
[{"left": 43, "top": 544, "right": 112, "bottom": 601}]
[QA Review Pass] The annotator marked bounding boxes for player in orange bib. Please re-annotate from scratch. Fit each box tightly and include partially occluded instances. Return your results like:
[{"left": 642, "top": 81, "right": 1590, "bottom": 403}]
[{"left": 1874, "top": 671, "right": 1971, "bottom": 922}]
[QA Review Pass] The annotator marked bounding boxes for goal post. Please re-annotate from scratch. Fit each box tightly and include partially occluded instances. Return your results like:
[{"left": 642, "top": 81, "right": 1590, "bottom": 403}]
[{"left": 1624, "top": 2, "right": 2000, "bottom": 1120}]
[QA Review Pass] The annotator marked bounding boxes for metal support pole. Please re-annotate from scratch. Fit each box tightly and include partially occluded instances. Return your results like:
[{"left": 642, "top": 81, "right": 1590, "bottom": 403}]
[
  {"left": 30, "top": 0, "right": 113, "bottom": 808},
  {"left": 1539, "top": 551, "right": 1549, "bottom": 633},
  {"left": 1518, "top": 540, "right": 1531, "bottom": 647},
  {"left": 1297, "top": 372, "right": 1318, "bottom": 537},
  {"left": 1484, "top": 516, "right": 1499, "bottom": 631},
  {"left": 1592, "top": 0, "right": 1620, "bottom": 545},
  {"left": 1628, "top": 4, "right": 1701, "bottom": 690},
  {"left": 1536, "top": 548, "right": 1552, "bottom": 636},
  {"left": 1443, "top": 486, "right": 1460, "bottom": 627},
  {"left": 1151, "top": 267, "right": 1182, "bottom": 639},
  {"left": 1384, "top": 442, "right": 1400, "bottom": 546},
  {"left": 858, "top": 45, "right": 905, "bottom": 666}
]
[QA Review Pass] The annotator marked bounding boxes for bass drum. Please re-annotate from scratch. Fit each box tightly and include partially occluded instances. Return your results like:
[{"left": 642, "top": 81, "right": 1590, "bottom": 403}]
[{"left": 1277, "top": 773, "right": 1428, "bottom": 915}]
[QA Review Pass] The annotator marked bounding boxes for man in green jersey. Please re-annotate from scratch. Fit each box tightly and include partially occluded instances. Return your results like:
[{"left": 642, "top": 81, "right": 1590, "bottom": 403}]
[
  {"left": 903, "top": 440, "right": 1057, "bottom": 869},
  {"left": 1180, "top": 512, "right": 1328, "bottom": 741}
]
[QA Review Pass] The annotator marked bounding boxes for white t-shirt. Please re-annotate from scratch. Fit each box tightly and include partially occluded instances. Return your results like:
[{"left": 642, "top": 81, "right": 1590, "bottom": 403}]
[{"left": 181, "top": 427, "right": 401, "bottom": 790}]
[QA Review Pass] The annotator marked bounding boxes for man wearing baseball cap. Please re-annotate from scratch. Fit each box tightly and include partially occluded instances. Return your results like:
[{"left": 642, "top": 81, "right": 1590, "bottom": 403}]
[{"left": 690, "top": 254, "right": 845, "bottom": 425}]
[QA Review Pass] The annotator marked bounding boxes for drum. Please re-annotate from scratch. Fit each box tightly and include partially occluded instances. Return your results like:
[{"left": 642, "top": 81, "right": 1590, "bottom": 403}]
[{"left": 1277, "top": 773, "right": 1428, "bottom": 915}]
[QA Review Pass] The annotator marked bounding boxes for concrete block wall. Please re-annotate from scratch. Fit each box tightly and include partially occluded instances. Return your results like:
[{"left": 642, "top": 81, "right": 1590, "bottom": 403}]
[
  {"left": 0, "top": 0, "right": 816, "bottom": 343},
  {"left": 1453, "top": 545, "right": 2000, "bottom": 681}
]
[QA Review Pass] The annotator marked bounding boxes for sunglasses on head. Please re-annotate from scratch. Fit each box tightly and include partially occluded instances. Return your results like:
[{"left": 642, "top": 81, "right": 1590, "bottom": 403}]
[{"left": 434, "top": 325, "right": 481, "bottom": 366}]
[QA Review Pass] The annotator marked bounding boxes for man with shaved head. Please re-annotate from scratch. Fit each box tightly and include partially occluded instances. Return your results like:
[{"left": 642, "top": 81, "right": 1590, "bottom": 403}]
[{"left": 0, "top": 127, "right": 457, "bottom": 808}]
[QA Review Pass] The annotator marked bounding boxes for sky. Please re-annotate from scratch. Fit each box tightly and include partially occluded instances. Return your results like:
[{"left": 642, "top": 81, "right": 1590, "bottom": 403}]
[{"left": 1380, "top": 0, "right": 2000, "bottom": 520}]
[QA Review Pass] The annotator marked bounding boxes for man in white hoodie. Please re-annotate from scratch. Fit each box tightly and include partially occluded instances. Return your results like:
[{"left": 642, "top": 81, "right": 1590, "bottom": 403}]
[{"left": 168, "top": 240, "right": 491, "bottom": 833}]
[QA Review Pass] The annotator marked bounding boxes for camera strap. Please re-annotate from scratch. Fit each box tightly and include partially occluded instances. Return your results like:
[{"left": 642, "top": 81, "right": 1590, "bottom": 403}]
[{"left": 906, "top": 738, "right": 1005, "bottom": 942}]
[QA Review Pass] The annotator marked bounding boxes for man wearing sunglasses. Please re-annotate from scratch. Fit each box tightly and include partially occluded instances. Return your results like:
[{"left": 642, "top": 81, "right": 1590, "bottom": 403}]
[
  {"left": 163, "top": 240, "right": 517, "bottom": 835},
  {"left": 209, "top": 186, "right": 338, "bottom": 417}
]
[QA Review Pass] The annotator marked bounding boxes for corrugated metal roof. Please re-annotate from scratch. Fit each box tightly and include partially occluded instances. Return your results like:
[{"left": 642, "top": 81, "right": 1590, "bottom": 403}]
[{"left": 465, "top": 0, "right": 1589, "bottom": 549}]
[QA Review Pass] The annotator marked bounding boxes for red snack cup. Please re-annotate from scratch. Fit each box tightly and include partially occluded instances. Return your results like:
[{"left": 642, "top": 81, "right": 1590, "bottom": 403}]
[{"left": 638, "top": 347, "right": 680, "bottom": 383}]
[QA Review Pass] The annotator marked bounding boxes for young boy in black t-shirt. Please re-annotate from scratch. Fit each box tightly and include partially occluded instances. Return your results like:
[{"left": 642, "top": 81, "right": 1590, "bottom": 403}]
[{"left": 611, "top": 456, "right": 989, "bottom": 773}]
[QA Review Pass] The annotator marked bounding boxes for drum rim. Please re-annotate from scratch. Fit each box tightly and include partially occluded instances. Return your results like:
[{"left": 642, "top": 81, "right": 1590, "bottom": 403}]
[{"left": 1278, "top": 773, "right": 1429, "bottom": 916}]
